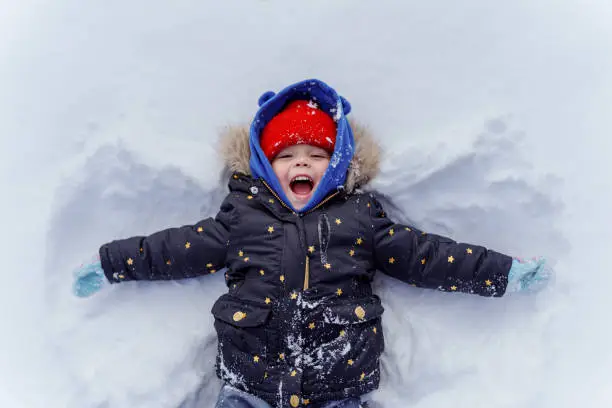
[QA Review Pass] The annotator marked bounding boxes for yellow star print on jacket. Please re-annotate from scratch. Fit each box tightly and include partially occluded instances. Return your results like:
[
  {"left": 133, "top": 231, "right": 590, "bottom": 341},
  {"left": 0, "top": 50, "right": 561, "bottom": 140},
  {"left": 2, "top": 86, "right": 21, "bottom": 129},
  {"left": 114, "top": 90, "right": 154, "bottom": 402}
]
[{"left": 98, "top": 126, "right": 513, "bottom": 408}]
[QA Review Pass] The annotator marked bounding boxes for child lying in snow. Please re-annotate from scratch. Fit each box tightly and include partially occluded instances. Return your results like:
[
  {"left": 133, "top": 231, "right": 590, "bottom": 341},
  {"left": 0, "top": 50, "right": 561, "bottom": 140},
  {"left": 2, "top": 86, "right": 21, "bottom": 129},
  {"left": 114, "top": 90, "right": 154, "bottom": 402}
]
[{"left": 73, "top": 79, "right": 551, "bottom": 408}]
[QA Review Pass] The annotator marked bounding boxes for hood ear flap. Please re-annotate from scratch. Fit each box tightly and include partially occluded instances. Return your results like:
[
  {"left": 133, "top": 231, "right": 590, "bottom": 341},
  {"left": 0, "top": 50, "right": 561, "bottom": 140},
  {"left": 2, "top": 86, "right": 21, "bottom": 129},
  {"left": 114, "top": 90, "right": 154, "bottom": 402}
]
[
  {"left": 258, "top": 91, "right": 276, "bottom": 107},
  {"left": 340, "top": 96, "right": 351, "bottom": 115}
]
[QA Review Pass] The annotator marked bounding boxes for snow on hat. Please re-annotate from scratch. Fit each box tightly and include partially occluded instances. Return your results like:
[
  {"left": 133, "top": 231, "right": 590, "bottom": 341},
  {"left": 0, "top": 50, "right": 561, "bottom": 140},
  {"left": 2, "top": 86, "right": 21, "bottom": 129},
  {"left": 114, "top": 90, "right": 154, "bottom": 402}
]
[{"left": 259, "top": 100, "right": 337, "bottom": 160}]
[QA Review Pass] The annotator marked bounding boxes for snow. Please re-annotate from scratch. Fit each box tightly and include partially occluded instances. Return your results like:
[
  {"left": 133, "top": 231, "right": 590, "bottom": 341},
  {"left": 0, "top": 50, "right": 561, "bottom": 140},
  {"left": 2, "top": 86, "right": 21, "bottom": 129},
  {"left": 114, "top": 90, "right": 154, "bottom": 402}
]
[{"left": 1, "top": 0, "right": 612, "bottom": 407}]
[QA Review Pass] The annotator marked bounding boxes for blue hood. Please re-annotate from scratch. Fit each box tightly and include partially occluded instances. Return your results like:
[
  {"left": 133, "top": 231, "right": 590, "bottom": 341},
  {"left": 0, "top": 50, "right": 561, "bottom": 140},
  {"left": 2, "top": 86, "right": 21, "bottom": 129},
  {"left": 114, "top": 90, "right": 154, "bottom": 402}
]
[{"left": 249, "top": 79, "right": 355, "bottom": 213}]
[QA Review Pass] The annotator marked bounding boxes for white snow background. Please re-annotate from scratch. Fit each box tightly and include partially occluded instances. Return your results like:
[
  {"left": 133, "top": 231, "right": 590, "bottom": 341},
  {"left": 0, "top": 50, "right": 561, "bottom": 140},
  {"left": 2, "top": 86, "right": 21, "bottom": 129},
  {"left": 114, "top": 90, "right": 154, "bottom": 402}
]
[{"left": 1, "top": 0, "right": 611, "bottom": 407}]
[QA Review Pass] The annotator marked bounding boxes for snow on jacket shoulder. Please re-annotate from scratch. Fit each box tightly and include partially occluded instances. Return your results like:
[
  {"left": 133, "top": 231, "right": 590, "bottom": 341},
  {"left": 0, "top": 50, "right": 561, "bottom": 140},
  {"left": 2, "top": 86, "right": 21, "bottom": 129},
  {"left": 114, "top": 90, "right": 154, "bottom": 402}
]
[{"left": 98, "top": 121, "right": 512, "bottom": 407}]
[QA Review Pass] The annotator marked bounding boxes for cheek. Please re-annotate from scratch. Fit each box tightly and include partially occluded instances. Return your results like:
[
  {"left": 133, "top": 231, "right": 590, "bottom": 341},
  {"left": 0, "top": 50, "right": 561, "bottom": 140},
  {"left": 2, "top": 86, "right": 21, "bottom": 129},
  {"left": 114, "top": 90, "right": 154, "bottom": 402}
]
[
  {"left": 272, "top": 163, "right": 289, "bottom": 182},
  {"left": 317, "top": 162, "right": 330, "bottom": 176}
]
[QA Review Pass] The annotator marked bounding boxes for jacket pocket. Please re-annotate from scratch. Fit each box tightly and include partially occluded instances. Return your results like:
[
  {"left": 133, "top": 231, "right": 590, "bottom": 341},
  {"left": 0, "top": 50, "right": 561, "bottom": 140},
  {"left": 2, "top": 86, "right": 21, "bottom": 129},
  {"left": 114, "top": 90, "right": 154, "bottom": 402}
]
[
  {"left": 315, "top": 295, "right": 385, "bottom": 354},
  {"left": 212, "top": 293, "right": 272, "bottom": 328},
  {"left": 320, "top": 295, "right": 385, "bottom": 325},
  {"left": 302, "top": 295, "right": 385, "bottom": 393},
  {"left": 211, "top": 294, "right": 272, "bottom": 384}
]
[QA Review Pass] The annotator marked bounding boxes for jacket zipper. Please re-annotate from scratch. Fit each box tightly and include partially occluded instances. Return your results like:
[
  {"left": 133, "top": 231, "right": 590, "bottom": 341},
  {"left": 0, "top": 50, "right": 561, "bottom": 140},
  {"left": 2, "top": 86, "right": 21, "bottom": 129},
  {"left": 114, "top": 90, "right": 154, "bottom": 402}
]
[
  {"left": 260, "top": 179, "right": 296, "bottom": 214},
  {"left": 304, "top": 256, "right": 310, "bottom": 290},
  {"left": 260, "top": 179, "right": 340, "bottom": 291}
]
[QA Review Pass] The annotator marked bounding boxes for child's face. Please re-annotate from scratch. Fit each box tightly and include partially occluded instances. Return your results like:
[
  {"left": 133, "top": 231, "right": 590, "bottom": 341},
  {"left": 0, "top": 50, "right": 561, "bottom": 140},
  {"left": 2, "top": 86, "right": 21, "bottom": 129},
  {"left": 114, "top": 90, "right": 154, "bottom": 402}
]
[{"left": 271, "top": 144, "right": 331, "bottom": 210}]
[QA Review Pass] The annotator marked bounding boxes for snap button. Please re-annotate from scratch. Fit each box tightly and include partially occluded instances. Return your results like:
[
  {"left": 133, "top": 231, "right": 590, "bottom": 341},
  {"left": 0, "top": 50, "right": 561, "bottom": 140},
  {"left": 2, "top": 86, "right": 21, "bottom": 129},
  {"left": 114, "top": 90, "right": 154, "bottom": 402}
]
[
  {"left": 233, "top": 311, "right": 247, "bottom": 322},
  {"left": 250, "top": 186, "right": 259, "bottom": 195},
  {"left": 290, "top": 395, "right": 300, "bottom": 407}
]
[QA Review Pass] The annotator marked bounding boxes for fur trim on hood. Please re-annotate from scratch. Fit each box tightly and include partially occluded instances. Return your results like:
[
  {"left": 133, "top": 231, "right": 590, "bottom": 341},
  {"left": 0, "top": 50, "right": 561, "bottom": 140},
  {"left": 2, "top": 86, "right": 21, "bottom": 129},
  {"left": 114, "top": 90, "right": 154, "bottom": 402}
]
[{"left": 219, "top": 119, "right": 380, "bottom": 193}]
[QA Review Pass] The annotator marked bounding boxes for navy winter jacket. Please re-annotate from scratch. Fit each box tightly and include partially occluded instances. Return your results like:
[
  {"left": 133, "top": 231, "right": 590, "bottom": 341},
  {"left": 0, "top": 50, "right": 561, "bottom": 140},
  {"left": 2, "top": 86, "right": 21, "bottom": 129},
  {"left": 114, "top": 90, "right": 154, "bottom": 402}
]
[{"left": 99, "top": 80, "right": 512, "bottom": 407}]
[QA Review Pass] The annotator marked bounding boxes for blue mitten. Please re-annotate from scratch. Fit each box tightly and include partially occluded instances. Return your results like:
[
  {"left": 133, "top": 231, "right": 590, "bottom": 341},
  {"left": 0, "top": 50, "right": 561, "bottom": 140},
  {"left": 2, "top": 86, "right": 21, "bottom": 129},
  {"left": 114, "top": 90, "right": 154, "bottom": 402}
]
[
  {"left": 506, "top": 257, "right": 552, "bottom": 294},
  {"left": 73, "top": 258, "right": 108, "bottom": 298}
]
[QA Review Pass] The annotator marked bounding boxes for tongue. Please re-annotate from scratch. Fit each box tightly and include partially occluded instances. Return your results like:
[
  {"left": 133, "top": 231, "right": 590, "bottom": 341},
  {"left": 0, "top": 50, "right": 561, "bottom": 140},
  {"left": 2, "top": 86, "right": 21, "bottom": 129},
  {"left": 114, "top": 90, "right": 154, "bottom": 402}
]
[{"left": 291, "top": 181, "right": 313, "bottom": 195}]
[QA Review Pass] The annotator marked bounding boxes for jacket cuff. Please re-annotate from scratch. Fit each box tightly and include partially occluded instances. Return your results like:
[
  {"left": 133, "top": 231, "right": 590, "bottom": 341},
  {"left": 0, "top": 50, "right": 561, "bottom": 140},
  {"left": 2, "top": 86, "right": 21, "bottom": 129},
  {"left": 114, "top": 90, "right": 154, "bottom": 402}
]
[{"left": 99, "top": 244, "right": 118, "bottom": 283}]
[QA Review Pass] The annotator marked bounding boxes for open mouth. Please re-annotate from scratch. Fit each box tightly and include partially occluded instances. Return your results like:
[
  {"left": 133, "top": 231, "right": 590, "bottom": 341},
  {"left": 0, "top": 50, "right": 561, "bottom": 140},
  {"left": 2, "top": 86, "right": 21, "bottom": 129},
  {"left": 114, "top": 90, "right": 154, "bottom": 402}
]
[{"left": 290, "top": 175, "right": 314, "bottom": 196}]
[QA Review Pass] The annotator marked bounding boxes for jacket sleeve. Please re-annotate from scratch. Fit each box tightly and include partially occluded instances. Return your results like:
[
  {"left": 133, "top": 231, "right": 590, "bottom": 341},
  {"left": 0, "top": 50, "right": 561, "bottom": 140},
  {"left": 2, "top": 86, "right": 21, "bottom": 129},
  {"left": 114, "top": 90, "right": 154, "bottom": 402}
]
[
  {"left": 99, "top": 196, "right": 236, "bottom": 283},
  {"left": 369, "top": 196, "right": 512, "bottom": 297}
]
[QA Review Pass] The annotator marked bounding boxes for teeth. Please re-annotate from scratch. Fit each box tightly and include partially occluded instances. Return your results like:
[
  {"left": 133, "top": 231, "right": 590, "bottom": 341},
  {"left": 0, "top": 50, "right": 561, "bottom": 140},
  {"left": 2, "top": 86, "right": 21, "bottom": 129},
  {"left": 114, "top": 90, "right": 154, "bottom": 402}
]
[{"left": 292, "top": 175, "right": 313, "bottom": 183}]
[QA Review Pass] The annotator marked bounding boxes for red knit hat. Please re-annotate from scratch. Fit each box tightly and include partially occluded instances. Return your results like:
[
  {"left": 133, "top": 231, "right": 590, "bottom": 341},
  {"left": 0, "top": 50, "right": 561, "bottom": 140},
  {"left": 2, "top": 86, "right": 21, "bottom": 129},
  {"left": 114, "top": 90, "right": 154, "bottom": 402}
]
[{"left": 260, "top": 100, "right": 337, "bottom": 160}]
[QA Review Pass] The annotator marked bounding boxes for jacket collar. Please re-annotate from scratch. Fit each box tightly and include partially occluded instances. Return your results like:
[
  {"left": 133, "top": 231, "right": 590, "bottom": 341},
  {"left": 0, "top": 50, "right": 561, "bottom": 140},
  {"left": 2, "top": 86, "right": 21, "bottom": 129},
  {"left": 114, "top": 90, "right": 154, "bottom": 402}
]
[{"left": 228, "top": 173, "right": 347, "bottom": 220}]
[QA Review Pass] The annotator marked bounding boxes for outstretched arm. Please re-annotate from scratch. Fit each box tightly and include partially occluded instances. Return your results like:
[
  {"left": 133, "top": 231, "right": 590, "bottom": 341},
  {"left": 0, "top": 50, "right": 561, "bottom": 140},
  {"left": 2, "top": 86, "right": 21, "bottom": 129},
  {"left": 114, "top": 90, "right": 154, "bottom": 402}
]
[
  {"left": 100, "top": 197, "right": 235, "bottom": 283},
  {"left": 73, "top": 196, "right": 235, "bottom": 297},
  {"left": 369, "top": 196, "right": 512, "bottom": 297}
]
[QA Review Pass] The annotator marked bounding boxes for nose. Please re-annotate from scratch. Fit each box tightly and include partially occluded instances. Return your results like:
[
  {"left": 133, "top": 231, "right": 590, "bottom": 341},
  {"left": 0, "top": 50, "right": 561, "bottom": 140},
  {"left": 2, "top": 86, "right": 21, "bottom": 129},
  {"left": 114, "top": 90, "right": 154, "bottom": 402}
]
[{"left": 295, "top": 156, "right": 310, "bottom": 167}]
